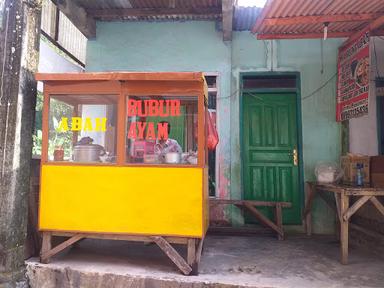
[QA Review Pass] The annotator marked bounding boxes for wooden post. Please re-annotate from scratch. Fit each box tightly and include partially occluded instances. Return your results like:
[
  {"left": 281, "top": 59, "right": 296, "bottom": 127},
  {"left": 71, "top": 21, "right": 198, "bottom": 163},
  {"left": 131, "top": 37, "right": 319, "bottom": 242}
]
[
  {"left": 275, "top": 203, "right": 283, "bottom": 240},
  {"left": 40, "top": 232, "right": 52, "bottom": 264},
  {"left": 334, "top": 193, "right": 341, "bottom": 241},
  {"left": 151, "top": 236, "right": 192, "bottom": 275},
  {"left": 187, "top": 238, "right": 198, "bottom": 275},
  {"left": 41, "top": 234, "right": 83, "bottom": 263},
  {"left": 187, "top": 239, "right": 196, "bottom": 266},
  {"left": 243, "top": 203, "right": 283, "bottom": 238},
  {"left": 303, "top": 182, "right": 316, "bottom": 236},
  {"left": 340, "top": 191, "right": 349, "bottom": 264}
]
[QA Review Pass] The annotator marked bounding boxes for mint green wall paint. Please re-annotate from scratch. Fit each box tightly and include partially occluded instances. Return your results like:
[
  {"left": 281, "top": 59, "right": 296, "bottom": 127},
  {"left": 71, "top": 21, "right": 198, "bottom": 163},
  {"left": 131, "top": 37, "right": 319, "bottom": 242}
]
[
  {"left": 87, "top": 21, "right": 233, "bottom": 222},
  {"left": 87, "top": 21, "right": 344, "bottom": 233},
  {"left": 231, "top": 34, "right": 344, "bottom": 233}
]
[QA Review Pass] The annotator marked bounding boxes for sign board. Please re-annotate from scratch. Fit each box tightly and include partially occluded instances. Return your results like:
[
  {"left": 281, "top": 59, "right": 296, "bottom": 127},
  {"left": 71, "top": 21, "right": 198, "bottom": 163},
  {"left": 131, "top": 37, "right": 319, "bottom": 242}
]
[{"left": 336, "top": 30, "right": 370, "bottom": 121}]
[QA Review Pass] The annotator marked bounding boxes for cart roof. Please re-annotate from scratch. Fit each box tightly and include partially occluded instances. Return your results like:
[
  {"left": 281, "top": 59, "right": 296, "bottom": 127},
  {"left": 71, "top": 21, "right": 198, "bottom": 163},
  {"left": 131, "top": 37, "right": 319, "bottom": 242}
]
[{"left": 35, "top": 72, "right": 204, "bottom": 82}]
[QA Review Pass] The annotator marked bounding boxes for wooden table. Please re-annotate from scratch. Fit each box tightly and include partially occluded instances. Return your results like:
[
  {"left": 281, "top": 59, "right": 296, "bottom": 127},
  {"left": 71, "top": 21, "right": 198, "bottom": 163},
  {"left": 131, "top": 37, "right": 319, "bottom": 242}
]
[{"left": 303, "top": 182, "right": 384, "bottom": 264}]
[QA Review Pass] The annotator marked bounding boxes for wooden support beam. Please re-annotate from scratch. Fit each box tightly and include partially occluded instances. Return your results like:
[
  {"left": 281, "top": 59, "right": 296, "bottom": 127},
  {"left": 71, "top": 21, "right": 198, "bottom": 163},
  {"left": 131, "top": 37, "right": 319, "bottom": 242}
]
[
  {"left": 210, "top": 198, "right": 292, "bottom": 208},
  {"left": 274, "top": 203, "right": 283, "bottom": 240},
  {"left": 196, "top": 238, "right": 204, "bottom": 264},
  {"left": 209, "top": 226, "right": 275, "bottom": 236},
  {"left": 41, "top": 234, "right": 83, "bottom": 263},
  {"left": 335, "top": 193, "right": 342, "bottom": 222},
  {"left": 187, "top": 239, "right": 198, "bottom": 275},
  {"left": 87, "top": 7, "right": 222, "bottom": 19},
  {"left": 243, "top": 203, "right": 283, "bottom": 237},
  {"left": 343, "top": 196, "right": 371, "bottom": 221},
  {"left": 40, "top": 232, "right": 52, "bottom": 264},
  {"left": 251, "top": 0, "right": 275, "bottom": 34},
  {"left": 303, "top": 183, "right": 316, "bottom": 236},
  {"left": 151, "top": 236, "right": 192, "bottom": 275},
  {"left": 263, "top": 13, "right": 380, "bottom": 27},
  {"left": 52, "top": 231, "right": 188, "bottom": 244},
  {"left": 303, "top": 183, "right": 317, "bottom": 217},
  {"left": 345, "top": 14, "right": 384, "bottom": 47},
  {"left": 340, "top": 192, "right": 349, "bottom": 265},
  {"left": 334, "top": 193, "right": 341, "bottom": 241},
  {"left": 187, "top": 239, "right": 196, "bottom": 266},
  {"left": 257, "top": 31, "right": 352, "bottom": 40},
  {"left": 370, "top": 196, "right": 384, "bottom": 216},
  {"left": 52, "top": 0, "right": 96, "bottom": 39},
  {"left": 222, "top": 0, "right": 233, "bottom": 41}
]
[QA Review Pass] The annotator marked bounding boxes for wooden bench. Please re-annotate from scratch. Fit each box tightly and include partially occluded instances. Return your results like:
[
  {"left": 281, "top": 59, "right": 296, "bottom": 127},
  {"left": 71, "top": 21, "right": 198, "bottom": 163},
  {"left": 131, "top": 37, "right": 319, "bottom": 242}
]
[{"left": 210, "top": 199, "right": 292, "bottom": 240}]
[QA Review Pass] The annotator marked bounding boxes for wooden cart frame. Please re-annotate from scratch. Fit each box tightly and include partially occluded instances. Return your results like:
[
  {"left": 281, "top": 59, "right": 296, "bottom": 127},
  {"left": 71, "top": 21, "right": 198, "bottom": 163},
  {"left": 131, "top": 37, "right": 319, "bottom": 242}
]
[
  {"left": 36, "top": 72, "right": 210, "bottom": 275},
  {"left": 40, "top": 232, "right": 204, "bottom": 275}
]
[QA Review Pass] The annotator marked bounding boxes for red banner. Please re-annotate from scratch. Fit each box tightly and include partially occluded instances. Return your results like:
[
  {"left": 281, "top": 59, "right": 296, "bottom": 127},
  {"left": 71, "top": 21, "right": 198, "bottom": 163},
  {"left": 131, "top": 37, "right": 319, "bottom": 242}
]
[{"left": 336, "top": 30, "right": 370, "bottom": 121}]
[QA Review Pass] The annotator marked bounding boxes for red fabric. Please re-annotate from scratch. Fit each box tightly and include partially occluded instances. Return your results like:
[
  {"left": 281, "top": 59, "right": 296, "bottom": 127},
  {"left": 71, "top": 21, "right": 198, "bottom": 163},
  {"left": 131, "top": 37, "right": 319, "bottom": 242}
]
[{"left": 206, "top": 110, "right": 219, "bottom": 151}]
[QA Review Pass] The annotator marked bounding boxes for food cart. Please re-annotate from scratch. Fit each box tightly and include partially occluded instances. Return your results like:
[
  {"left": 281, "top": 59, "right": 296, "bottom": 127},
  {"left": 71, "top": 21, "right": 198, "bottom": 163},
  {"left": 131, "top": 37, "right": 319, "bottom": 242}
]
[{"left": 35, "top": 72, "right": 211, "bottom": 275}]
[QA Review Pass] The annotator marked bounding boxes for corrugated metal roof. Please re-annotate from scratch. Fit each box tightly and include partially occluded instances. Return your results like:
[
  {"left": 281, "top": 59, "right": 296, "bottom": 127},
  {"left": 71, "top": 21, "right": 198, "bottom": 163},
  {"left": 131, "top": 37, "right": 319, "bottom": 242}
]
[
  {"left": 76, "top": 0, "right": 222, "bottom": 21},
  {"left": 234, "top": 7, "right": 262, "bottom": 31},
  {"left": 73, "top": 0, "right": 260, "bottom": 30},
  {"left": 75, "top": 0, "right": 133, "bottom": 9},
  {"left": 254, "top": 0, "right": 384, "bottom": 38}
]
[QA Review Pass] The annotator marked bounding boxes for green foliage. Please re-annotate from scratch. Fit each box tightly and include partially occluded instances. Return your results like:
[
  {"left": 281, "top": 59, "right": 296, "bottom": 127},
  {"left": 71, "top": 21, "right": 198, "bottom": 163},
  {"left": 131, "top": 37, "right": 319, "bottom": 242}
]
[
  {"left": 32, "top": 92, "right": 43, "bottom": 156},
  {"left": 32, "top": 129, "right": 42, "bottom": 155},
  {"left": 33, "top": 93, "right": 74, "bottom": 159}
]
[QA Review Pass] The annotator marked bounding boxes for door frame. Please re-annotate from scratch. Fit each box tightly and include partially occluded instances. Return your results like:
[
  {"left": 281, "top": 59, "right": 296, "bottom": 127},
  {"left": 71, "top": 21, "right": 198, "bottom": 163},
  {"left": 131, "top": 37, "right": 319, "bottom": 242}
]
[{"left": 239, "top": 72, "right": 304, "bottom": 221}]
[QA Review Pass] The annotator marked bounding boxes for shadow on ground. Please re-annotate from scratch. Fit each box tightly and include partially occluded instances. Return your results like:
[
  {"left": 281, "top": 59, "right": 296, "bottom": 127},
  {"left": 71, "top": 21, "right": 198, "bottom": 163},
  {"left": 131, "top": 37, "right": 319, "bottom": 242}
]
[{"left": 26, "top": 234, "right": 384, "bottom": 288}]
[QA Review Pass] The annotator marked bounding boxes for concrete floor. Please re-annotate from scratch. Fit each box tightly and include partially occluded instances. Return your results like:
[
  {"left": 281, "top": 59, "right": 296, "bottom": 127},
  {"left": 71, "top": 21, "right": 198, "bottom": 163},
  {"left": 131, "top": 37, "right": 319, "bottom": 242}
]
[{"left": 26, "top": 234, "right": 384, "bottom": 288}]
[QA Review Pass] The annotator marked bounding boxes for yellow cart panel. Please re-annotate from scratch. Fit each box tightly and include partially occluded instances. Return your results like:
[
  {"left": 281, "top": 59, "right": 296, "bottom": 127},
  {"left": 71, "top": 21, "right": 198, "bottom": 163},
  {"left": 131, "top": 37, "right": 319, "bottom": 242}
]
[{"left": 39, "top": 165, "right": 204, "bottom": 238}]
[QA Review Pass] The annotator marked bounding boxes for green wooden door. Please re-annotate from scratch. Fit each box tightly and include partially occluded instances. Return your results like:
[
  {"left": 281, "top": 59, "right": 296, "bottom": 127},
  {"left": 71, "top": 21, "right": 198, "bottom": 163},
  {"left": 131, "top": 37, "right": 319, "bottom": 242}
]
[{"left": 242, "top": 93, "right": 301, "bottom": 224}]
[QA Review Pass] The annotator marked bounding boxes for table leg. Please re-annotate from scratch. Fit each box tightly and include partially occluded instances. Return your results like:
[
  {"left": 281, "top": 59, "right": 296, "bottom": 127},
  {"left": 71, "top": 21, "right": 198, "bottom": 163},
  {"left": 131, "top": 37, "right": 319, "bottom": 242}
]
[
  {"left": 303, "top": 182, "right": 316, "bottom": 236},
  {"left": 334, "top": 193, "right": 341, "bottom": 241},
  {"left": 340, "top": 191, "right": 349, "bottom": 265}
]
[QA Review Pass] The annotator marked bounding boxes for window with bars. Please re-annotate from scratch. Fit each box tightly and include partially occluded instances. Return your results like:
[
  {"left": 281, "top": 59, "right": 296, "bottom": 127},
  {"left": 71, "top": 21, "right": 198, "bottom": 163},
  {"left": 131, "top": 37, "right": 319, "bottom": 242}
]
[{"left": 40, "top": 0, "right": 87, "bottom": 66}]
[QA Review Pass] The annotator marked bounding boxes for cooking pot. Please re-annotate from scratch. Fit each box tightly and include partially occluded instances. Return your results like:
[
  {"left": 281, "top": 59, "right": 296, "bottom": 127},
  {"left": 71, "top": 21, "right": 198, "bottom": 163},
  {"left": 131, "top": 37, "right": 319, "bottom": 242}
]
[
  {"left": 73, "top": 144, "right": 105, "bottom": 162},
  {"left": 164, "top": 152, "right": 181, "bottom": 164}
]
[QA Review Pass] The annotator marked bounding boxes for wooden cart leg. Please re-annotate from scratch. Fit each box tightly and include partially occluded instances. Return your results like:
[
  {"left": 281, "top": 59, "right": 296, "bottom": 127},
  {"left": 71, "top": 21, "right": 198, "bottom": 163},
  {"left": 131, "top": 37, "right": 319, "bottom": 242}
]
[
  {"left": 40, "top": 234, "right": 84, "bottom": 264},
  {"left": 151, "top": 236, "right": 192, "bottom": 275},
  {"left": 340, "top": 192, "right": 349, "bottom": 265},
  {"left": 187, "top": 239, "right": 198, "bottom": 275},
  {"left": 40, "top": 232, "right": 52, "bottom": 264},
  {"left": 274, "top": 203, "right": 284, "bottom": 240},
  {"left": 190, "top": 237, "right": 205, "bottom": 276}
]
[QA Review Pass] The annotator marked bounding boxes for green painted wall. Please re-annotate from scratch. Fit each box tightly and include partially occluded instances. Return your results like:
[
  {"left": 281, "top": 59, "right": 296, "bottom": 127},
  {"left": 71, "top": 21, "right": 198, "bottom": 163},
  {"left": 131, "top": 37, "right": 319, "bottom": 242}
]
[{"left": 87, "top": 21, "right": 344, "bottom": 233}]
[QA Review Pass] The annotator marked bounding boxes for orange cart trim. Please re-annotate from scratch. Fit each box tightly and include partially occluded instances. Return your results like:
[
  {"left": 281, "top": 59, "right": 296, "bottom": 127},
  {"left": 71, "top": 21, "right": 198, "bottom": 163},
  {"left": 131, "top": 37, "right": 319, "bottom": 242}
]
[{"left": 35, "top": 72, "right": 204, "bottom": 82}]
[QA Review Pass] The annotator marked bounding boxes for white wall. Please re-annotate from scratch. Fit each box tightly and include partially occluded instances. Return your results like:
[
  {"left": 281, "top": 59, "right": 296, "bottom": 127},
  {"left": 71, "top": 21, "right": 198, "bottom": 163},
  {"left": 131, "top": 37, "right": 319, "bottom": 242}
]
[
  {"left": 37, "top": 39, "right": 83, "bottom": 91},
  {"left": 349, "top": 37, "right": 384, "bottom": 156},
  {"left": 80, "top": 105, "right": 107, "bottom": 145}
]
